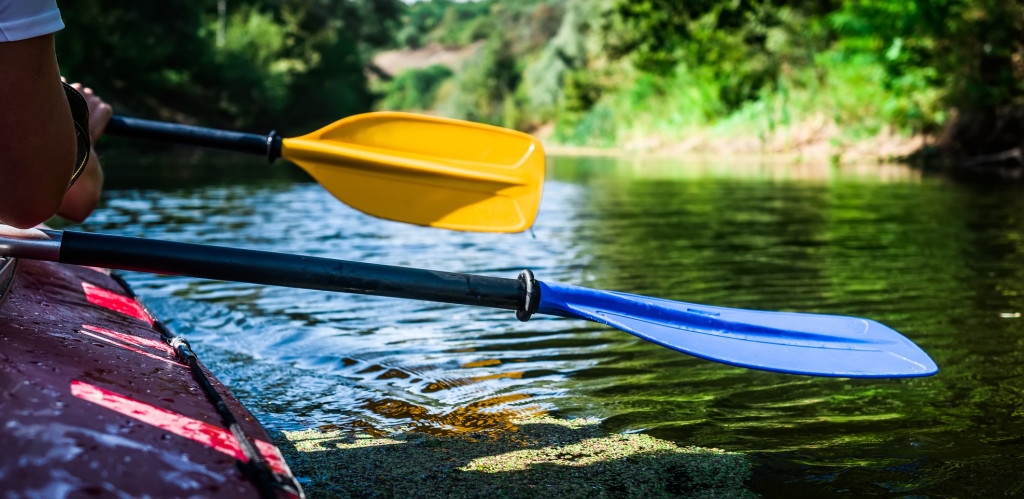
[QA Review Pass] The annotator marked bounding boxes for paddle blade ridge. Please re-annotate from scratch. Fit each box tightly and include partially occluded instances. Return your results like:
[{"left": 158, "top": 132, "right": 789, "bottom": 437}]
[
  {"left": 536, "top": 281, "right": 938, "bottom": 378},
  {"left": 281, "top": 112, "right": 544, "bottom": 232}
]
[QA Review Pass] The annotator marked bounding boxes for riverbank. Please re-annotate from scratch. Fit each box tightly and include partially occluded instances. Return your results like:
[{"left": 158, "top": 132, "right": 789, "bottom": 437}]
[
  {"left": 536, "top": 116, "right": 931, "bottom": 166},
  {"left": 272, "top": 416, "right": 754, "bottom": 498}
]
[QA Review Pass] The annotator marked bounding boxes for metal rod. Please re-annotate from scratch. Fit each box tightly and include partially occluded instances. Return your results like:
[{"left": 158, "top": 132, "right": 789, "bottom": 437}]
[
  {"left": 0, "top": 227, "right": 62, "bottom": 261},
  {"left": 57, "top": 231, "right": 525, "bottom": 312},
  {"left": 106, "top": 116, "right": 277, "bottom": 159}
]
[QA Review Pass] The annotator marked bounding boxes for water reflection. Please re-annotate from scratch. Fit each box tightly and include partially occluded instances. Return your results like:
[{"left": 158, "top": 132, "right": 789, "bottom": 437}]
[
  {"left": 85, "top": 151, "right": 598, "bottom": 441},
  {"left": 81, "top": 152, "right": 1024, "bottom": 496}
]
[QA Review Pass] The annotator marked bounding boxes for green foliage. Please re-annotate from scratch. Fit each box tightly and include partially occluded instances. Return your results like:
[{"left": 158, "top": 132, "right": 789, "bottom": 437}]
[
  {"left": 371, "top": 0, "right": 1023, "bottom": 155},
  {"left": 200, "top": 7, "right": 298, "bottom": 120},
  {"left": 554, "top": 64, "right": 727, "bottom": 147},
  {"left": 830, "top": 0, "right": 1024, "bottom": 130},
  {"left": 55, "top": 2, "right": 210, "bottom": 122},
  {"left": 554, "top": 100, "right": 618, "bottom": 147},
  {"left": 55, "top": 0, "right": 400, "bottom": 131},
  {"left": 562, "top": 70, "right": 604, "bottom": 116},
  {"left": 378, "top": 65, "right": 454, "bottom": 111},
  {"left": 374, "top": 0, "right": 566, "bottom": 129},
  {"left": 48, "top": 0, "right": 1024, "bottom": 156},
  {"left": 438, "top": 33, "right": 523, "bottom": 127},
  {"left": 520, "top": 1, "right": 593, "bottom": 118},
  {"left": 601, "top": 0, "right": 832, "bottom": 112},
  {"left": 394, "top": 0, "right": 499, "bottom": 48}
]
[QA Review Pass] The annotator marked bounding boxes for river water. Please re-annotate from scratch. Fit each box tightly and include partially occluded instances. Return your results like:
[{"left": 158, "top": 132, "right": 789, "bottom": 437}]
[{"left": 79, "top": 152, "right": 1024, "bottom": 496}]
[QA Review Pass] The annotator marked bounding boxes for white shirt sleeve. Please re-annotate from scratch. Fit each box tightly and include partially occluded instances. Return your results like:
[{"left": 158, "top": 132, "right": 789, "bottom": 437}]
[{"left": 0, "top": 0, "right": 64, "bottom": 42}]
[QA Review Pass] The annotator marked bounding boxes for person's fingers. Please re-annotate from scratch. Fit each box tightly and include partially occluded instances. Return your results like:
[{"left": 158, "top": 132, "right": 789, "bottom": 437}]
[
  {"left": 89, "top": 100, "right": 113, "bottom": 141},
  {"left": 92, "top": 103, "right": 112, "bottom": 123},
  {"left": 67, "top": 82, "right": 96, "bottom": 98}
]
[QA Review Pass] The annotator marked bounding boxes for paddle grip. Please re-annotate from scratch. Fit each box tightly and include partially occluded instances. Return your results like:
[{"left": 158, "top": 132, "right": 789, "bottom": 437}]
[
  {"left": 59, "top": 231, "right": 532, "bottom": 314},
  {"left": 106, "top": 116, "right": 281, "bottom": 161}
]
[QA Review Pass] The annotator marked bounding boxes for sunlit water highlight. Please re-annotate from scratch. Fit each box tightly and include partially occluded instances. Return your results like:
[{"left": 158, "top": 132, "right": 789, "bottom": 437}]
[{"left": 79, "top": 152, "right": 1024, "bottom": 496}]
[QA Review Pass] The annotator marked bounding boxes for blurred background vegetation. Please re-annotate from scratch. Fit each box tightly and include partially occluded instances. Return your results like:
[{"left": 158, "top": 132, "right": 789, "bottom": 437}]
[
  {"left": 57, "top": 0, "right": 401, "bottom": 133},
  {"left": 58, "top": 0, "right": 1024, "bottom": 162}
]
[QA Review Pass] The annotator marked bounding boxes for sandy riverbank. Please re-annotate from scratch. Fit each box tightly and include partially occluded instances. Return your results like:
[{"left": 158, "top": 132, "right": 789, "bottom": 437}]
[{"left": 535, "top": 115, "right": 932, "bottom": 166}]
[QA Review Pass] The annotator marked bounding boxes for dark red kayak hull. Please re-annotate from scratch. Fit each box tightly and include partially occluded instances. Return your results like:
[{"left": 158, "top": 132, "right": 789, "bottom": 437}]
[{"left": 0, "top": 258, "right": 299, "bottom": 497}]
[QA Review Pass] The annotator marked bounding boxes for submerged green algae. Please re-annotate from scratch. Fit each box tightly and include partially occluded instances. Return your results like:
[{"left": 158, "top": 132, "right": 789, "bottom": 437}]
[{"left": 272, "top": 416, "right": 754, "bottom": 498}]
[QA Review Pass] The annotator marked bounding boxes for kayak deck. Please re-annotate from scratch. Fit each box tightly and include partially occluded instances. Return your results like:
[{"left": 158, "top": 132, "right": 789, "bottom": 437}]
[{"left": 0, "top": 258, "right": 301, "bottom": 497}]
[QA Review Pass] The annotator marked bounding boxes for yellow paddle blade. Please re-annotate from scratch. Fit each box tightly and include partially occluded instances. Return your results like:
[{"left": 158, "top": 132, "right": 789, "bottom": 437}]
[{"left": 280, "top": 112, "right": 544, "bottom": 232}]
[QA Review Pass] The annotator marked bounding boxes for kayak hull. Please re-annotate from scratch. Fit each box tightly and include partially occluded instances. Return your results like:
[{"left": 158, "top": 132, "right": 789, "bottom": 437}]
[{"left": 0, "top": 258, "right": 299, "bottom": 497}]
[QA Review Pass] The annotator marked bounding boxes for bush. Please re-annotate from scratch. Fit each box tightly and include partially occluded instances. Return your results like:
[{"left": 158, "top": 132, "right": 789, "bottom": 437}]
[{"left": 379, "top": 65, "right": 455, "bottom": 111}]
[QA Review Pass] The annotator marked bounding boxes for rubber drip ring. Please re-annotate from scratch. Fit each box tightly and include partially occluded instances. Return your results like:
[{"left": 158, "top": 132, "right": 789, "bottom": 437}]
[
  {"left": 516, "top": 269, "right": 539, "bottom": 322},
  {"left": 266, "top": 131, "right": 282, "bottom": 163}
]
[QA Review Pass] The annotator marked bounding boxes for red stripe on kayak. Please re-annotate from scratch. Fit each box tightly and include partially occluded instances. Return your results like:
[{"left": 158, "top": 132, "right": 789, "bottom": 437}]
[
  {"left": 82, "top": 324, "right": 174, "bottom": 353},
  {"left": 82, "top": 282, "right": 153, "bottom": 324},
  {"left": 79, "top": 325, "right": 184, "bottom": 367},
  {"left": 70, "top": 380, "right": 288, "bottom": 474}
]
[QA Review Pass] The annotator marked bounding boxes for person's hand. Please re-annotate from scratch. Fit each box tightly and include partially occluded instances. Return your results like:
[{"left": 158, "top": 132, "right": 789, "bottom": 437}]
[{"left": 63, "top": 79, "right": 112, "bottom": 142}]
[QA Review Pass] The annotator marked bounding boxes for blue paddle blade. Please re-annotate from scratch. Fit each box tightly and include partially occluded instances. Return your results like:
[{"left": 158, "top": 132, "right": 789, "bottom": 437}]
[{"left": 536, "top": 281, "right": 937, "bottom": 378}]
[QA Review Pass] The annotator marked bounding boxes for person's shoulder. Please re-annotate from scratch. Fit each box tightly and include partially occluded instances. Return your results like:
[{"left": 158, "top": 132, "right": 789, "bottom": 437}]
[{"left": 0, "top": 0, "right": 64, "bottom": 43}]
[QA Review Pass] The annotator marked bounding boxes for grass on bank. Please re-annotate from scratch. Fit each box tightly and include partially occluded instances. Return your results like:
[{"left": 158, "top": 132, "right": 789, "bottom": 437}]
[
  {"left": 273, "top": 415, "right": 754, "bottom": 498},
  {"left": 549, "top": 54, "right": 936, "bottom": 159},
  {"left": 369, "top": 0, "right": 1005, "bottom": 165},
  {"left": 374, "top": 41, "right": 937, "bottom": 161}
]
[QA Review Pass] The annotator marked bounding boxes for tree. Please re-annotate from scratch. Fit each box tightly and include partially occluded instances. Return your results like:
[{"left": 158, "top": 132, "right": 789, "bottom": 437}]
[
  {"left": 55, "top": 0, "right": 401, "bottom": 131},
  {"left": 832, "top": 0, "right": 1024, "bottom": 158}
]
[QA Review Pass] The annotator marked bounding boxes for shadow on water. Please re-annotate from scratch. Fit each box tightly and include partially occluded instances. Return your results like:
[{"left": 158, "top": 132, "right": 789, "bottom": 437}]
[
  {"left": 79, "top": 151, "right": 1024, "bottom": 496},
  {"left": 98, "top": 146, "right": 313, "bottom": 191}
]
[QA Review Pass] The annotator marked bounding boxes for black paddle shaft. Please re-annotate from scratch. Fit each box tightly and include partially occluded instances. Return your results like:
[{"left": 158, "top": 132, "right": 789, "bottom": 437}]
[
  {"left": 59, "top": 231, "right": 537, "bottom": 318},
  {"left": 106, "top": 116, "right": 283, "bottom": 162}
]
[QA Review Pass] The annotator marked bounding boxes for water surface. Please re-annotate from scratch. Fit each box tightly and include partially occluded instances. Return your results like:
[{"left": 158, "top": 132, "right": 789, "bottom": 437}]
[{"left": 81, "top": 152, "right": 1024, "bottom": 496}]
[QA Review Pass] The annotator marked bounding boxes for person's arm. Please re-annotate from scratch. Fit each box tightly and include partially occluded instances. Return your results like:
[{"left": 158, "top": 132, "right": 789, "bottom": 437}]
[
  {"left": 57, "top": 83, "right": 110, "bottom": 223},
  {"left": 0, "top": 33, "right": 77, "bottom": 229}
]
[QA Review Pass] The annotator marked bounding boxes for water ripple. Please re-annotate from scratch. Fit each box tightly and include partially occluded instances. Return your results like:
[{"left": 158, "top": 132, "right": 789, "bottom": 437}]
[{"left": 79, "top": 155, "right": 1024, "bottom": 496}]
